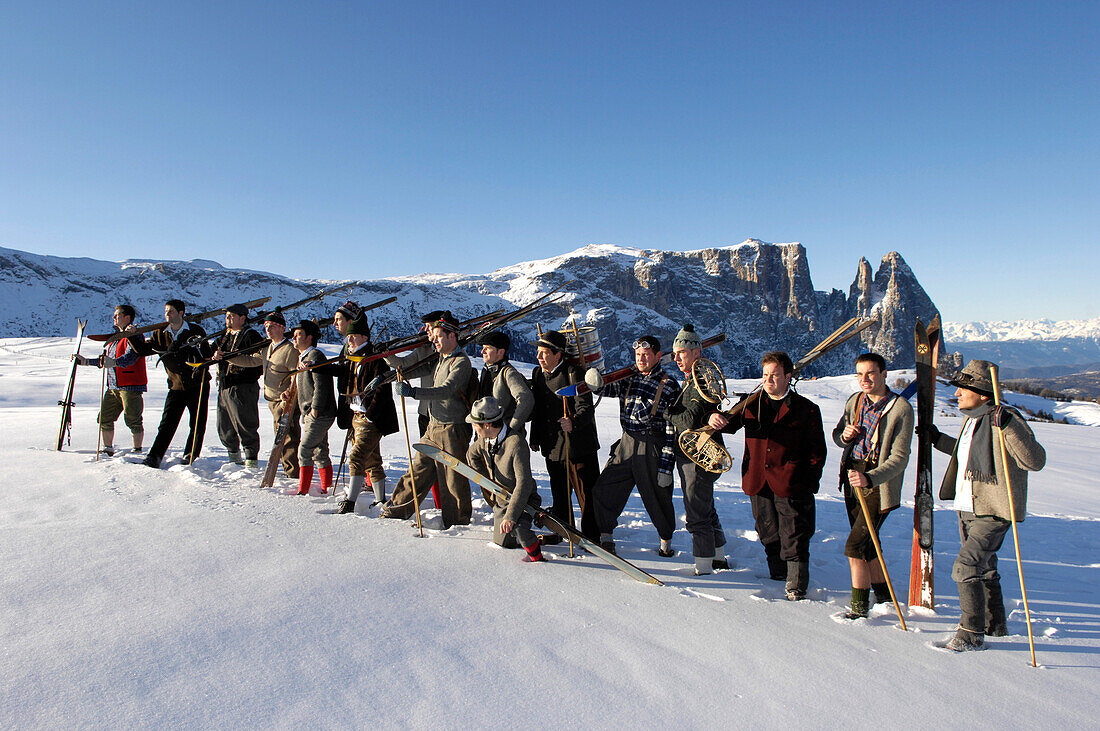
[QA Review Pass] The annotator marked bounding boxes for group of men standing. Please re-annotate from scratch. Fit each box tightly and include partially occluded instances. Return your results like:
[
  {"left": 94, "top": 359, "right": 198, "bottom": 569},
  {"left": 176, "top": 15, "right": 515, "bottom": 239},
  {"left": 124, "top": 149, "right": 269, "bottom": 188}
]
[{"left": 77, "top": 300, "right": 1046, "bottom": 653}]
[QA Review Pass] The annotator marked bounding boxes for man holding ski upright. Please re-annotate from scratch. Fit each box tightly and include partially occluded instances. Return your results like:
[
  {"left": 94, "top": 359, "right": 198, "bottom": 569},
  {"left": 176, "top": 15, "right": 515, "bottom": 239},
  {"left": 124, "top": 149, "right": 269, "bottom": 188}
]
[
  {"left": 382, "top": 311, "right": 475, "bottom": 527},
  {"left": 75, "top": 304, "right": 148, "bottom": 456},
  {"left": 211, "top": 303, "right": 264, "bottom": 467},
  {"left": 832, "top": 352, "right": 913, "bottom": 618},
  {"left": 465, "top": 396, "right": 545, "bottom": 563},
  {"left": 591, "top": 334, "right": 681, "bottom": 558},
  {"left": 711, "top": 351, "right": 826, "bottom": 600},
  {"left": 925, "top": 359, "right": 1046, "bottom": 652},
  {"left": 666, "top": 324, "right": 729, "bottom": 575},
  {"left": 141, "top": 299, "right": 213, "bottom": 468}
]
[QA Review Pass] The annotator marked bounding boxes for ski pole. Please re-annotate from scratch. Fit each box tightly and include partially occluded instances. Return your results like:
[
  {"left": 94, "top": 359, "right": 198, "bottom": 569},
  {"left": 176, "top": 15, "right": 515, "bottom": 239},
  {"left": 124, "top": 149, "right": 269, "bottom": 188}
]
[
  {"left": 335, "top": 425, "right": 351, "bottom": 496},
  {"left": 990, "top": 366, "right": 1038, "bottom": 667},
  {"left": 849, "top": 471, "right": 907, "bottom": 631},
  {"left": 398, "top": 369, "right": 424, "bottom": 538}
]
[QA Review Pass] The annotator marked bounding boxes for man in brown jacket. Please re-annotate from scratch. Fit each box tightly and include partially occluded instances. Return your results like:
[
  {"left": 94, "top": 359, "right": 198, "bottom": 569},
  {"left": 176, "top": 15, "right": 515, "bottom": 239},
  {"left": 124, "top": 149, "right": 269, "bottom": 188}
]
[
  {"left": 926, "top": 359, "right": 1046, "bottom": 651},
  {"left": 382, "top": 311, "right": 475, "bottom": 527},
  {"left": 261, "top": 311, "right": 300, "bottom": 478}
]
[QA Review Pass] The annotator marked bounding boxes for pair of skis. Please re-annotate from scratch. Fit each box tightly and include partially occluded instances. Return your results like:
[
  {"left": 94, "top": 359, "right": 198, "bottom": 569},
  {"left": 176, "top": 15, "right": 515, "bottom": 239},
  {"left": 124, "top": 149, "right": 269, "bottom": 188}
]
[{"left": 908, "top": 315, "right": 940, "bottom": 609}]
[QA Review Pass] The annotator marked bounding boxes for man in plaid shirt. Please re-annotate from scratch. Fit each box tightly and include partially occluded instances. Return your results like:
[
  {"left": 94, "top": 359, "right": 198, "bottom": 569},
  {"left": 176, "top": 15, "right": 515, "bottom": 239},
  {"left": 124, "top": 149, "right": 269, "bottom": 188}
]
[{"left": 591, "top": 334, "right": 682, "bottom": 557}]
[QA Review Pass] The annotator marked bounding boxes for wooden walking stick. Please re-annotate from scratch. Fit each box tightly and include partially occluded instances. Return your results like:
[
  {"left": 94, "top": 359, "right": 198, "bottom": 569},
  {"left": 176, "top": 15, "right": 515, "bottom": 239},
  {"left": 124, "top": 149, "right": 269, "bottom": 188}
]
[
  {"left": 849, "top": 474, "right": 908, "bottom": 631},
  {"left": 188, "top": 368, "right": 209, "bottom": 466},
  {"left": 560, "top": 397, "right": 579, "bottom": 558},
  {"left": 990, "top": 365, "right": 1038, "bottom": 667},
  {"left": 95, "top": 358, "right": 107, "bottom": 461},
  {"left": 398, "top": 369, "right": 424, "bottom": 538}
]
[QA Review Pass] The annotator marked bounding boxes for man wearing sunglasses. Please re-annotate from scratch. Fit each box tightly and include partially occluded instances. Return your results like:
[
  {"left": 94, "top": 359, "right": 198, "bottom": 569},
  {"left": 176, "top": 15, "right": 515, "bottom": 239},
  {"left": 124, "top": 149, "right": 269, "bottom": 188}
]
[{"left": 591, "top": 334, "right": 681, "bottom": 558}]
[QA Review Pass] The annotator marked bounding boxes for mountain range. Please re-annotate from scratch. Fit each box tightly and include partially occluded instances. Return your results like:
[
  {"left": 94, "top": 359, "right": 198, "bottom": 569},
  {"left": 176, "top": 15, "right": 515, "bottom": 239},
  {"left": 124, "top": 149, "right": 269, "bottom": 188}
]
[{"left": 2, "top": 241, "right": 940, "bottom": 375}]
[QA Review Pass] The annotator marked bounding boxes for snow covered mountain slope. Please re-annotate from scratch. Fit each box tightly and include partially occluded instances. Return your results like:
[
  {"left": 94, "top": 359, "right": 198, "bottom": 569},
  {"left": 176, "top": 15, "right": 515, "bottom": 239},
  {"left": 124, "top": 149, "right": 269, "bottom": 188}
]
[
  {"left": 943, "top": 318, "right": 1100, "bottom": 375},
  {"left": 1, "top": 338, "right": 1095, "bottom": 727},
  {"left": 1, "top": 242, "right": 938, "bottom": 374}
]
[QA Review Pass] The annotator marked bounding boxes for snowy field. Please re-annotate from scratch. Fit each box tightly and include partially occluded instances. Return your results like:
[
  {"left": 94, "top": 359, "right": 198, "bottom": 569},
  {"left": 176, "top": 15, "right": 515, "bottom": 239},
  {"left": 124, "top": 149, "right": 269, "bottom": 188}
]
[{"left": 1, "top": 336, "right": 1098, "bottom": 728}]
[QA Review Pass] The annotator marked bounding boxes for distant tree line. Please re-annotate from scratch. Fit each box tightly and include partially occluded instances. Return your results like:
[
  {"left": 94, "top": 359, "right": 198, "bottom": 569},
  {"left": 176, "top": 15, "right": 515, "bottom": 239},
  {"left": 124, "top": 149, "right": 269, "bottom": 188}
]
[{"left": 1002, "top": 380, "right": 1073, "bottom": 402}]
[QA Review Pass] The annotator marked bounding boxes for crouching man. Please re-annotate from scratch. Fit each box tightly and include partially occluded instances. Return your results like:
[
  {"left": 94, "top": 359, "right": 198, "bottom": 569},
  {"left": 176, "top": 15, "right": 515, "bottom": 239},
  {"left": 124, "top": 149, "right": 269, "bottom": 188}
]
[
  {"left": 465, "top": 397, "right": 545, "bottom": 563},
  {"left": 926, "top": 359, "right": 1046, "bottom": 651}
]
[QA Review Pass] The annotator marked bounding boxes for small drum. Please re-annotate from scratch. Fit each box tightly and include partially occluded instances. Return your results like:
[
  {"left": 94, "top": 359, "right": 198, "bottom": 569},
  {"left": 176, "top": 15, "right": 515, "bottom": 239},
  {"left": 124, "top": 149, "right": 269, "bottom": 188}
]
[{"left": 560, "top": 322, "right": 605, "bottom": 373}]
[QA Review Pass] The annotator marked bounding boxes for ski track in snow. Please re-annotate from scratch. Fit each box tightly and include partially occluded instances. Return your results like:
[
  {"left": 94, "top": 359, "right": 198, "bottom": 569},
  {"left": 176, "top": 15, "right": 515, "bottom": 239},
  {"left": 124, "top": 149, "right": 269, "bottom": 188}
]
[{"left": 1, "top": 338, "right": 1098, "bottom": 727}]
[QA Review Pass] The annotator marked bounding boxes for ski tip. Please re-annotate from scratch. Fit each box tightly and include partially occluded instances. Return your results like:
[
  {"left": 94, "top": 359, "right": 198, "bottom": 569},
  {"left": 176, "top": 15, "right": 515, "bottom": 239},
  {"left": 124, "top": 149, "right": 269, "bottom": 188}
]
[{"left": 412, "top": 443, "right": 440, "bottom": 457}]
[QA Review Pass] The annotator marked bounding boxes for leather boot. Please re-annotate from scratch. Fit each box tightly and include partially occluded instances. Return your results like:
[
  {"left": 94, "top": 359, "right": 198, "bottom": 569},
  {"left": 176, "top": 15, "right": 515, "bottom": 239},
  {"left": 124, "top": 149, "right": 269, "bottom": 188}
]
[
  {"left": 318, "top": 466, "right": 334, "bottom": 494},
  {"left": 785, "top": 560, "right": 809, "bottom": 600},
  {"left": 297, "top": 465, "right": 314, "bottom": 495},
  {"left": 764, "top": 542, "right": 786, "bottom": 581},
  {"left": 984, "top": 579, "right": 1009, "bottom": 636},
  {"left": 957, "top": 580, "right": 987, "bottom": 637}
]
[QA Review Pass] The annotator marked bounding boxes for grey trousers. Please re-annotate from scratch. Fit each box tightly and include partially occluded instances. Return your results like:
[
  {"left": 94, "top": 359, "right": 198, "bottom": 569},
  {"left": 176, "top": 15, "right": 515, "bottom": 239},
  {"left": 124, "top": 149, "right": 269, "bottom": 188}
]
[
  {"left": 594, "top": 432, "right": 676, "bottom": 541},
  {"left": 298, "top": 411, "right": 334, "bottom": 468},
  {"left": 676, "top": 456, "right": 727, "bottom": 558},
  {"left": 952, "top": 512, "right": 1011, "bottom": 584},
  {"left": 217, "top": 382, "right": 260, "bottom": 458},
  {"left": 492, "top": 507, "right": 537, "bottom": 549},
  {"left": 750, "top": 486, "right": 815, "bottom": 563}
]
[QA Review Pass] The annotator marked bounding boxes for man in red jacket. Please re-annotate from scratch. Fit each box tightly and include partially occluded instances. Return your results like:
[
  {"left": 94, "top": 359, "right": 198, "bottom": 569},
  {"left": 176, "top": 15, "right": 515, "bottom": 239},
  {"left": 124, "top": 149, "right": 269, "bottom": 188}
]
[
  {"left": 76, "top": 304, "right": 148, "bottom": 456},
  {"left": 710, "top": 351, "right": 827, "bottom": 600}
]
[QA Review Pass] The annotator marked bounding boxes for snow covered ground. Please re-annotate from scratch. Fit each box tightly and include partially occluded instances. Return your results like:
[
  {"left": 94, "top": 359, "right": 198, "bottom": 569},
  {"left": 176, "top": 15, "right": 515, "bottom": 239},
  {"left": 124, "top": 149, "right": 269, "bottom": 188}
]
[{"left": 1, "top": 337, "right": 1097, "bottom": 728}]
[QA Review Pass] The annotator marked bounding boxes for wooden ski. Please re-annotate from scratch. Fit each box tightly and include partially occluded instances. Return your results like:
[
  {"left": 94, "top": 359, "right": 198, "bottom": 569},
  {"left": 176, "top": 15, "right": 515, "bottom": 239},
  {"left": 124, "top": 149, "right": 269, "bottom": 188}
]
[
  {"left": 908, "top": 314, "right": 940, "bottom": 609},
  {"left": 414, "top": 444, "right": 663, "bottom": 585}
]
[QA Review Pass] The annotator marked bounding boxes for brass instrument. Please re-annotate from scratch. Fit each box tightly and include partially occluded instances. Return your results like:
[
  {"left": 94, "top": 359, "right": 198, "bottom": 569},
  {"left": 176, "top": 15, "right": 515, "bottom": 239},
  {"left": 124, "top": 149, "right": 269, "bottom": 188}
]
[{"left": 678, "top": 358, "right": 734, "bottom": 474}]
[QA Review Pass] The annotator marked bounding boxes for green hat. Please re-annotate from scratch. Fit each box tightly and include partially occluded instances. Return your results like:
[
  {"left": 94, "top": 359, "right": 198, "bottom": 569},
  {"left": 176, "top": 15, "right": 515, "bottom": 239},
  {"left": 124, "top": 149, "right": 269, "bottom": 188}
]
[{"left": 345, "top": 317, "right": 370, "bottom": 336}]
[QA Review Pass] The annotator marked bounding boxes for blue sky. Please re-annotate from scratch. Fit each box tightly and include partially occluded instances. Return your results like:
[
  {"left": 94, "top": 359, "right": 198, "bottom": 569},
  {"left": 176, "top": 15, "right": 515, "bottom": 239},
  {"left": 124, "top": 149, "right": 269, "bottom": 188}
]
[{"left": 2, "top": 1, "right": 1096, "bottom": 321}]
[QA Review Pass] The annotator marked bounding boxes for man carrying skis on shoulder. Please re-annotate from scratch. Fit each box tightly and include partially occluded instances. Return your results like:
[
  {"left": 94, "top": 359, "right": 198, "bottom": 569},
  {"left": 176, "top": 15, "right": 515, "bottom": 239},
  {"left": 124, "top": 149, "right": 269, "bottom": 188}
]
[
  {"left": 922, "top": 359, "right": 1046, "bottom": 651},
  {"left": 528, "top": 329, "right": 601, "bottom": 540},
  {"left": 211, "top": 303, "right": 264, "bottom": 468},
  {"left": 140, "top": 299, "right": 212, "bottom": 469},
  {"left": 591, "top": 334, "right": 681, "bottom": 558},
  {"left": 381, "top": 311, "right": 474, "bottom": 527},
  {"left": 476, "top": 330, "right": 534, "bottom": 436},
  {"left": 465, "top": 396, "right": 545, "bottom": 563},
  {"left": 288, "top": 320, "right": 336, "bottom": 497},
  {"left": 75, "top": 304, "right": 148, "bottom": 456},
  {"left": 832, "top": 352, "right": 913, "bottom": 618},
  {"left": 261, "top": 311, "right": 300, "bottom": 479},
  {"left": 334, "top": 316, "right": 398, "bottom": 513}
]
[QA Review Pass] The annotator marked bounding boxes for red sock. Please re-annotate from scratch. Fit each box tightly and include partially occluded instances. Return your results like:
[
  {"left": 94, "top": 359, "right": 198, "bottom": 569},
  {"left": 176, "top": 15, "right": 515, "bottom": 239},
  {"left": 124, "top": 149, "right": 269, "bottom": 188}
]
[
  {"left": 297, "top": 466, "right": 314, "bottom": 495},
  {"left": 523, "top": 541, "right": 545, "bottom": 563},
  {"left": 318, "top": 465, "right": 333, "bottom": 494}
]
